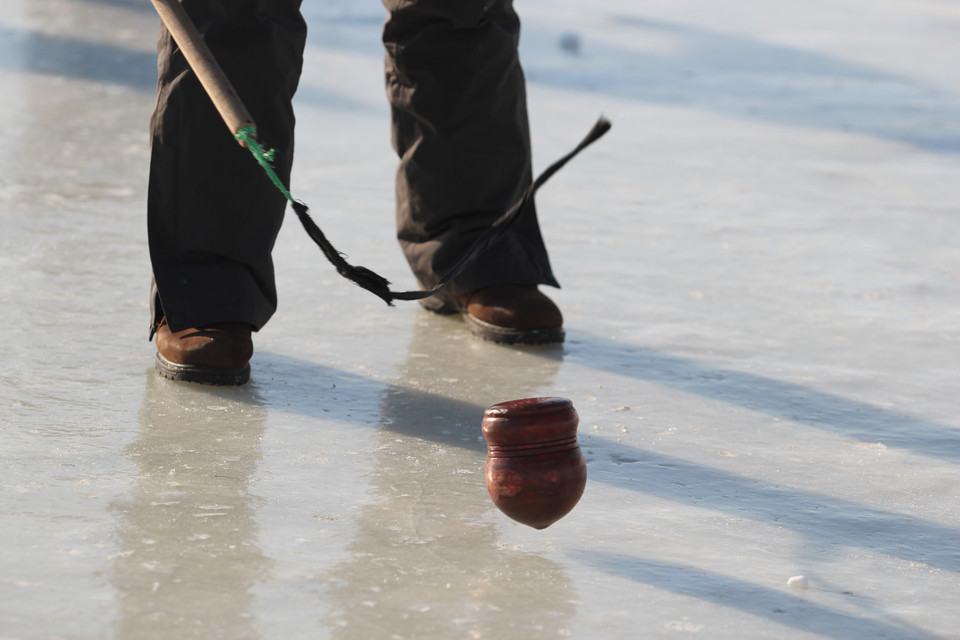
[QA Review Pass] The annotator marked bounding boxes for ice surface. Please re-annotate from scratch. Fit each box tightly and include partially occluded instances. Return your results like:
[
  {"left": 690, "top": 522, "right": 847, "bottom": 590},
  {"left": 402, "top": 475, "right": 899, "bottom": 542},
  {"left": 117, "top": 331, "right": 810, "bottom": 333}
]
[{"left": 1, "top": 0, "right": 958, "bottom": 638}]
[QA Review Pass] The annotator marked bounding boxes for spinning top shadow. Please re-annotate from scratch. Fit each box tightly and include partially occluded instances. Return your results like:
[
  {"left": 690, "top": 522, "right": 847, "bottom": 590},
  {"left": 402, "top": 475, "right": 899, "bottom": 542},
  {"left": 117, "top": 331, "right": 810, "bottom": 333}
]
[{"left": 482, "top": 397, "right": 587, "bottom": 529}]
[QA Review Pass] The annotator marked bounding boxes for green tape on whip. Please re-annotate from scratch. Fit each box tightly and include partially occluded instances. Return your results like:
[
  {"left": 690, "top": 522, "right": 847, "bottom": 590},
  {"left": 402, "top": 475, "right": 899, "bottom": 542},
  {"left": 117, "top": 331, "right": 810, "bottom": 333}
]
[{"left": 234, "top": 126, "right": 295, "bottom": 204}]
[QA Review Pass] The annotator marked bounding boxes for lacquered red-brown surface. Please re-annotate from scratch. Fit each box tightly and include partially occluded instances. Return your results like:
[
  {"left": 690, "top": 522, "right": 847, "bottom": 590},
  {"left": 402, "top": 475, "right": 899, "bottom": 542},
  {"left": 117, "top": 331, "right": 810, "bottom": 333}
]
[{"left": 482, "top": 397, "right": 587, "bottom": 529}]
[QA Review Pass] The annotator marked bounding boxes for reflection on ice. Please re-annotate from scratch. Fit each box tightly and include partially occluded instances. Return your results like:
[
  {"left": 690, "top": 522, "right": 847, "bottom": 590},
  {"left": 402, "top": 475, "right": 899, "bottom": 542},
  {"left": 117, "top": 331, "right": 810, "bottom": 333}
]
[
  {"left": 111, "top": 375, "right": 269, "bottom": 639},
  {"left": 321, "top": 313, "right": 574, "bottom": 639}
]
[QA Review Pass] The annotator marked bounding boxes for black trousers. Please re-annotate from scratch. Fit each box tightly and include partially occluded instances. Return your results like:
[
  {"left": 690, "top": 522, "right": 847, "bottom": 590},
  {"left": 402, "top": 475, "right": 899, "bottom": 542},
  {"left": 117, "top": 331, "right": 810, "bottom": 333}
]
[{"left": 149, "top": 0, "right": 557, "bottom": 335}]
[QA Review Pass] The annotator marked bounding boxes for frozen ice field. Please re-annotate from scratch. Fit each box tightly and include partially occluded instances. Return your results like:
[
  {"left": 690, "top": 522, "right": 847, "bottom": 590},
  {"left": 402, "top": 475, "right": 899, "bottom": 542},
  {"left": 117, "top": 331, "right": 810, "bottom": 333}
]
[{"left": 1, "top": 0, "right": 958, "bottom": 638}]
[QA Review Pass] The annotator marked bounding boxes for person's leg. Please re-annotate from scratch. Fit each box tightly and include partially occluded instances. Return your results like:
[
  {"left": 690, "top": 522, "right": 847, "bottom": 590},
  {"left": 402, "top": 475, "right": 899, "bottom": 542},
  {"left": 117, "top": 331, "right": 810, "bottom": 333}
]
[
  {"left": 148, "top": 0, "right": 306, "bottom": 383},
  {"left": 149, "top": 0, "right": 306, "bottom": 337},
  {"left": 381, "top": 0, "right": 559, "bottom": 299}
]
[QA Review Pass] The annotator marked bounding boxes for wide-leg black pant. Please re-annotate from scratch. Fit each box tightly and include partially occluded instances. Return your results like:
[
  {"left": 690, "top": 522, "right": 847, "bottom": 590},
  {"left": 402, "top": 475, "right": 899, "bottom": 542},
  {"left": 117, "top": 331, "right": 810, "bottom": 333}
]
[{"left": 149, "top": 0, "right": 557, "bottom": 335}]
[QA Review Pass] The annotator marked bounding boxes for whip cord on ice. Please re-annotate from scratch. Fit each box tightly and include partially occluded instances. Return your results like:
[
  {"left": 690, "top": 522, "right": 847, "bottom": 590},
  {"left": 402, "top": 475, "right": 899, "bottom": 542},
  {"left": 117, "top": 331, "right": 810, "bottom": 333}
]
[{"left": 236, "top": 118, "right": 612, "bottom": 306}]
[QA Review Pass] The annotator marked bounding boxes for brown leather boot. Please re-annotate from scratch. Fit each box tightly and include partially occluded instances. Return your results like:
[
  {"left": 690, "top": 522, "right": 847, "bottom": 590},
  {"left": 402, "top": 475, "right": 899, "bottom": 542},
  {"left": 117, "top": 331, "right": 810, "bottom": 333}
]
[
  {"left": 155, "top": 319, "right": 253, "bottom": 385},
  {"left": 445, "top": 284, "right": 564, "bottom": 345}
]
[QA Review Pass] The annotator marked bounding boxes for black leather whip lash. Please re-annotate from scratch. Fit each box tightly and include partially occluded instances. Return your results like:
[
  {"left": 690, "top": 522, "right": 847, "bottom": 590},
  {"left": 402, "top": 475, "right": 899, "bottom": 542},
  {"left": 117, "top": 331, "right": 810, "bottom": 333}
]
[{"left": 151, "top": 0, "right": 611, "bottom": 305}]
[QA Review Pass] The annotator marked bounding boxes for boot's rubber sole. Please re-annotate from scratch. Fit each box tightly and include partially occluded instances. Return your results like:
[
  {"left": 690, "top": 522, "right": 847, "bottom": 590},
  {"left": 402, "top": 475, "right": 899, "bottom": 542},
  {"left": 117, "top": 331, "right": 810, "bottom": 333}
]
[
  {"left": 419, "top": 297, "right": 565, "bottom": 345},
  {"left": 461, "top": 313, "right": 565, "bottom": 345},
  {"left": 155, "top": 353, "right": 250, "bottom": 386}
]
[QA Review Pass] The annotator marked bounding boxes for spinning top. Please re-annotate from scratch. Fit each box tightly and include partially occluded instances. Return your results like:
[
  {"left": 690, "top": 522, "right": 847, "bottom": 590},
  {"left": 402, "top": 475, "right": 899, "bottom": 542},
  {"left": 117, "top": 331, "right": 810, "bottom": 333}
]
[{"left": 482, "top": 397, "right": 587, "bottom": 529}]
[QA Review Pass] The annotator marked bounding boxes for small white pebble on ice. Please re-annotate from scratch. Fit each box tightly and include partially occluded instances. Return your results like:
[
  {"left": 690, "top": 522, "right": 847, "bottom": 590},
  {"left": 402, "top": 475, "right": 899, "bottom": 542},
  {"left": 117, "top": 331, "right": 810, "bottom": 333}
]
[{"left": 787, "top": 575, "right": 809, "bottom": 589}]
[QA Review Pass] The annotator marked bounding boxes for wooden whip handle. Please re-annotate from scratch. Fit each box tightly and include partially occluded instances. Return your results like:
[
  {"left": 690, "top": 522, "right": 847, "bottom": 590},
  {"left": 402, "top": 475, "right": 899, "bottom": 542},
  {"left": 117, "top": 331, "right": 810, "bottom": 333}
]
[{"left": 150, "top": 0, "right": 256, "bottom": 140}]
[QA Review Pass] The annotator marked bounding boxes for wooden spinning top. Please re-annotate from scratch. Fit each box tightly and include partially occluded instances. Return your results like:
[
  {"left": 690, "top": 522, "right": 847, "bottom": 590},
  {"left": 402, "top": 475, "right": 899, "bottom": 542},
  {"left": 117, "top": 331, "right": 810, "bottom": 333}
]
[{"left": 482, "top": 397, "right": 587, "bottom": 529}]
